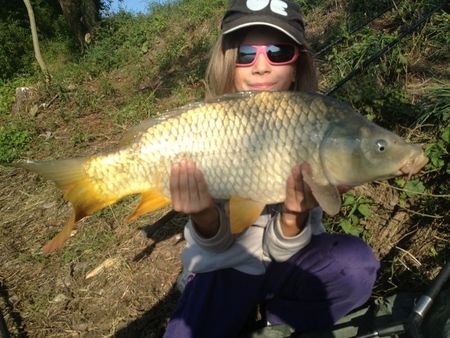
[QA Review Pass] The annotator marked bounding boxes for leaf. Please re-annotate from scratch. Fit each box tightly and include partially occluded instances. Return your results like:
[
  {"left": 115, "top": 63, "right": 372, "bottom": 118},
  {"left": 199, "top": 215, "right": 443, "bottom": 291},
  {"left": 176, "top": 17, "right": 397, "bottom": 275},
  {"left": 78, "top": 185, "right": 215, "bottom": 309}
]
[
  {"left": 425, "top": 143, "right": 446, "bottom": 170},
  {"left": 141, "top": 42, "right": 149, "bottom": 54},
  {"left": 340, "top": 219, "right": 363, "bottom": 236},
  {"left": 358, "top": 204, "right": 371, "bottom": 217},
  {"left": 398, "top": 53, "right": 408, "bottom": 65},
  {"left": 404, "top": 180, "right": 426, "bottom": 197},
  {"left": 441, "top": 124, "right": 450, "bottom": 144},
  {"left": 395, "top": 177, "right": 406, "bottom": 188},
  {"left": 342, "top": 193, "right": 355, "bottom": 206}
]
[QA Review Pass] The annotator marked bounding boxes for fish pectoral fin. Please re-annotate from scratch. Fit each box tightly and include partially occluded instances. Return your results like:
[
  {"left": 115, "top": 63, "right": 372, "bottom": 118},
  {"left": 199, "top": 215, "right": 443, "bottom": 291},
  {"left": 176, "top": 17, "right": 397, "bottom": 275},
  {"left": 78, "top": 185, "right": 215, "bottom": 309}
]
[
  {"left": 229, "top": 196, "right": 265, "bottom": 234},
  {"left": 126, "top": 189, "right": 171, "bottom": 223},
  {"left": 302, "top": 172, "right": 341, "bottom": 216}
]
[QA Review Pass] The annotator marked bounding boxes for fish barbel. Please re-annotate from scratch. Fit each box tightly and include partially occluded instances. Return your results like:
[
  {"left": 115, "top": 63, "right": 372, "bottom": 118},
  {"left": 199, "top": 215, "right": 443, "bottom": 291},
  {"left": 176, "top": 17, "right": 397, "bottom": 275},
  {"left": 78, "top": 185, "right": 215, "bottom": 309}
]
[{"left": 16, "top": 91, "right": 428, "bottom": 252}]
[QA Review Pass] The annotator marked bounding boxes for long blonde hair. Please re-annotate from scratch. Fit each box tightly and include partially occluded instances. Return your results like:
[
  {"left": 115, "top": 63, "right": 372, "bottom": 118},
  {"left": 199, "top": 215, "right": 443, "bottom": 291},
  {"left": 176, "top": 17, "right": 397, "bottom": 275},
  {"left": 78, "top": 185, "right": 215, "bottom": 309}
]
[{"left": 205, "top": 28, "right": 318, "bottom": 100}]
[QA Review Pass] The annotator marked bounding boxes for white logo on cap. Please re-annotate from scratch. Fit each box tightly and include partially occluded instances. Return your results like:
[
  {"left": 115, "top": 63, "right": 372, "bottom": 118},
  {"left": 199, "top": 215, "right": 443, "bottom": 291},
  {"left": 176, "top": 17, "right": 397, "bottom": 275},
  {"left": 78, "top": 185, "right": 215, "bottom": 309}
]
[{"left": 246, "top": 0, "right": 288, "bottom": 16}]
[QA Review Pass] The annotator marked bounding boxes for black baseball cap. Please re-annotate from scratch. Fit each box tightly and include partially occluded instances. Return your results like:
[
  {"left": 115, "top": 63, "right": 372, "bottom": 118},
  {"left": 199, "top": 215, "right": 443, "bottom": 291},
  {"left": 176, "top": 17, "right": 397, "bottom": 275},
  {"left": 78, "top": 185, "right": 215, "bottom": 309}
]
[{"left": 221, "top": 0, "right": 306, "bottom": 45}]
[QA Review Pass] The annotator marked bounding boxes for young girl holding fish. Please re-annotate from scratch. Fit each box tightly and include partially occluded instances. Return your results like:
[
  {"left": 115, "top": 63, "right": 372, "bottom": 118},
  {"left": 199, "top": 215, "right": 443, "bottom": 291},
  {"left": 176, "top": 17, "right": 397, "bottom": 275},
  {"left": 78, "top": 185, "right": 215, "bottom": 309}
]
[{"left": 164, "top": 1, "right": 380, "bottom": 336}]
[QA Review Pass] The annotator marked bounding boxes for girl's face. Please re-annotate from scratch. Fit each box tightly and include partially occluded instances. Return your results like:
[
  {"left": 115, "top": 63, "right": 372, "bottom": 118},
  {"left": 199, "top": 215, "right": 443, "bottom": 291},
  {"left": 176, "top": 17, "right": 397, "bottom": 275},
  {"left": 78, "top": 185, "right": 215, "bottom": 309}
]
[{"left": 234, "top": 27, "right": 297, "bottom": 92}]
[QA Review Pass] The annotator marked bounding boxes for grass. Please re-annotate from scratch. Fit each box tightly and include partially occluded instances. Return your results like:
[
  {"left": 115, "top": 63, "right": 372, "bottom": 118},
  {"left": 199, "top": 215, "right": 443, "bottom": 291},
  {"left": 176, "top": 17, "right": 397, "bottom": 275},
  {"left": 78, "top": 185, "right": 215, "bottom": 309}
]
[
  {"left": 0, "top": 124, "right": 33, "bottom": 163},
  {"left": 0, "top": 0, "right": 449, "bottom": 336}
]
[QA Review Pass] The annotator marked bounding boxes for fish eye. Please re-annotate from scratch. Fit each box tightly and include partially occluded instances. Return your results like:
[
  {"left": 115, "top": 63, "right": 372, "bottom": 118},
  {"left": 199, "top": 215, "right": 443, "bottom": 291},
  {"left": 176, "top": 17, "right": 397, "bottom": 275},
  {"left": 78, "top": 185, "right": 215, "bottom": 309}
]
[{"left": 376, "top": 139, "right": 387, "bottom": 152}]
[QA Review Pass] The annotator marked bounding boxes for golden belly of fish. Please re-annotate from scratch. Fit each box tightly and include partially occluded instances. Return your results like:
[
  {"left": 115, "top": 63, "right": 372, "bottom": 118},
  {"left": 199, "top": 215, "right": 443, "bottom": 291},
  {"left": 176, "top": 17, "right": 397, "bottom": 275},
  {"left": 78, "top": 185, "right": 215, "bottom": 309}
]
[{"left": 16, "top": 91, "right": 428, "bottom": 252}]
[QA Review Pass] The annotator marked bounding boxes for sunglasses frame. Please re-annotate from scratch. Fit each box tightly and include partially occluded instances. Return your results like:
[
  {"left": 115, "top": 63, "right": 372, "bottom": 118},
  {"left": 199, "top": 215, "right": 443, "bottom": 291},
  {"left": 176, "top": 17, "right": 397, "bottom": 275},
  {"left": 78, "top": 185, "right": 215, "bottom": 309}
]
[{"left": 236, "top": 43, "right": 300, "bottom": 67}]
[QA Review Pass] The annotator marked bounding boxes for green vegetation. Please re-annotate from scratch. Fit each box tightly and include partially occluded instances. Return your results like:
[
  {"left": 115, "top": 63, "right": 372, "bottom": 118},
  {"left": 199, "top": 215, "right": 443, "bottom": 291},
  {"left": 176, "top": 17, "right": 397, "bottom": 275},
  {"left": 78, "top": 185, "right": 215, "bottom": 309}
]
[
  {"left": 329, "top": 193, "right": 373, "bottom": 237},
  {"left": 0, "top": 124, "right": 33, "bottom": 163}
]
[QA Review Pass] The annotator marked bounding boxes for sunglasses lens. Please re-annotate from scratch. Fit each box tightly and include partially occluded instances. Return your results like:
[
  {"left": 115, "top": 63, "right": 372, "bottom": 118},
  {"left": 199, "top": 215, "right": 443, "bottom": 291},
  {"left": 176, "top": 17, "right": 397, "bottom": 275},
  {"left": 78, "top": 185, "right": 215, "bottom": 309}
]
[
  {"left": 238, "top": 45, "right": 257, "bottom": 64},
  {"left": 266, "top": 44, "right": 296, "bottom": 63},
  {"left": 237, "top": 44, "right": 298, "bottom": 65}
]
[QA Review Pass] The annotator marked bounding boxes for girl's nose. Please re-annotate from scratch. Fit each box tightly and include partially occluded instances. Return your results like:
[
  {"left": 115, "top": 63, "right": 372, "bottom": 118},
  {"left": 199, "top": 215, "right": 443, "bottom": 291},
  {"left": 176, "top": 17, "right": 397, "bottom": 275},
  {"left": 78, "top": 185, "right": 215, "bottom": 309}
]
[{"left": 252, "top": 53, "right": 271, "bottom": 74}]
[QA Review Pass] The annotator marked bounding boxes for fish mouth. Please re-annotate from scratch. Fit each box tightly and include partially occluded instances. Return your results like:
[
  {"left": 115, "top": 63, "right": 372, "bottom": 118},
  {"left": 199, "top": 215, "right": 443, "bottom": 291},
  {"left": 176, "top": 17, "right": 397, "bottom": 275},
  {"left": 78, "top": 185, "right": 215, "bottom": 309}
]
[{"left": 399, "top": 152, "right": 429, "bottom": 179}]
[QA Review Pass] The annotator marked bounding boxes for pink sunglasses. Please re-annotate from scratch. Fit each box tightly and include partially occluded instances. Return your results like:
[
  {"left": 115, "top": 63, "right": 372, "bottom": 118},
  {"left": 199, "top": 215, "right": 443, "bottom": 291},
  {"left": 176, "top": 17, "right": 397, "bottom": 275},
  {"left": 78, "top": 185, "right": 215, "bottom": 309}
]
[{"left": 236, "top": 43, "right": 300, "bottom": 67}]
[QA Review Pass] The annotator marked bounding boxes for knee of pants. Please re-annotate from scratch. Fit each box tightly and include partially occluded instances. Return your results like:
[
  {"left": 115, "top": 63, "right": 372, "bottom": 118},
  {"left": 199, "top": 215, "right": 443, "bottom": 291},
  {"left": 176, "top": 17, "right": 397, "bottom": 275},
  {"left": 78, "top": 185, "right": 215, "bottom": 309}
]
[{"left": 330, "top": 235, "right": 380, "bottom": 300}]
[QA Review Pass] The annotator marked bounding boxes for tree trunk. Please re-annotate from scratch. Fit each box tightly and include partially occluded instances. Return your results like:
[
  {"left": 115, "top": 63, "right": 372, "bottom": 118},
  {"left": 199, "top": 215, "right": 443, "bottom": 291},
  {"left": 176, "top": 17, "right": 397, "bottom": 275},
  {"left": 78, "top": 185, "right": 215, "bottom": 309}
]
[
  {"left": 23, "top": 0, "right": 52, "bottom": 83},
  {"left": 57, "top": 0, "right": 99, "bottom": 50}
]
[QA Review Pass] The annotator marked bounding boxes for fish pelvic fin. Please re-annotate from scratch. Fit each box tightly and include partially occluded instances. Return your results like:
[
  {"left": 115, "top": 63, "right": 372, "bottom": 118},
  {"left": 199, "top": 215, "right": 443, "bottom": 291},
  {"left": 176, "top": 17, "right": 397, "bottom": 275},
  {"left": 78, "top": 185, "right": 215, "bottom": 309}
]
[
  {"left": 302, "top": 172, "right": 341, "bottom": 216},
  {"left": 42, "top": 214, "right": 76, "bottom": 253},
  {"left": 229, "top": 196, "right": 265, "bottom": 234},
  {"left": 15, "top": 159, "right": 120, "bottom": 252},
  {"left": 126, "top": 189, "right": 171, "bottom": 223}
]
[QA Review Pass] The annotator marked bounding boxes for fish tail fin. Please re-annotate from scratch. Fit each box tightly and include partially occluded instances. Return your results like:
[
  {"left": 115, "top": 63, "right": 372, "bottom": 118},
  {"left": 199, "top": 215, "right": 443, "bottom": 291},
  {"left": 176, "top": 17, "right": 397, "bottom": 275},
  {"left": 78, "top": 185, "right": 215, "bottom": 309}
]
[{"left": 15, "top": 159, "right": 120, "bottom": 253}]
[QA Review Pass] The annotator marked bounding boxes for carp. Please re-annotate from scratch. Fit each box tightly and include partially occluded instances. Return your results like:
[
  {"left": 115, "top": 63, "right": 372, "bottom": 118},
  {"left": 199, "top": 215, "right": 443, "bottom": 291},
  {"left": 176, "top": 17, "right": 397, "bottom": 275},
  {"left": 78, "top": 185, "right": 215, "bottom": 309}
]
[{"left": 15, "top": 91, "right": 428, "bottom": 252}]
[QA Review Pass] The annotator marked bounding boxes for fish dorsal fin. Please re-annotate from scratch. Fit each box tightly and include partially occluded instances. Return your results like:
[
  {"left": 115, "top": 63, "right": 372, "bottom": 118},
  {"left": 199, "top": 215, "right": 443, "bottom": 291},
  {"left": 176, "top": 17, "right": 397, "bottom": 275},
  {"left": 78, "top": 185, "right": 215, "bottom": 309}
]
[
  {"left": 229, "top": 196, "right": 265, "bottom": 234},
  {"left": 119, "top": 100, "right": 207, "bottom": 146},
  {"left": 302, "top": 172, "right": 341, "bottom": 216},
  {"left": 126, "top": 188, "right": 171, "bottom": 223},
  {"left": 119, "top": 92, "right": 263, "bottom": 147},
  {"left": 119, "top": 92, "right": 264, "bottom": 146}
]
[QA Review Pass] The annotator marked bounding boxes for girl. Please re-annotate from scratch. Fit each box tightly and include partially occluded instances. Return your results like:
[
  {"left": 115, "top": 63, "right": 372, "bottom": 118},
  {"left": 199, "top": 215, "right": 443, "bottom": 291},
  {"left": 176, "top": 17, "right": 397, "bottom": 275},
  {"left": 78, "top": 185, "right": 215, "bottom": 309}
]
[{"left": 164, "top": 1, "right": 379, "bottom": 337}]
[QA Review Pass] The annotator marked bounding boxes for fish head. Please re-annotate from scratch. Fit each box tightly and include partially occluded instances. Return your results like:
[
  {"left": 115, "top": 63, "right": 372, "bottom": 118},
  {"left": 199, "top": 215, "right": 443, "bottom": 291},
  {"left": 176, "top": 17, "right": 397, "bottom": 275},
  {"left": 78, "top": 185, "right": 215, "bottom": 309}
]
[{"left": 320, "top": 118, "right": 428, "bottom": 186}]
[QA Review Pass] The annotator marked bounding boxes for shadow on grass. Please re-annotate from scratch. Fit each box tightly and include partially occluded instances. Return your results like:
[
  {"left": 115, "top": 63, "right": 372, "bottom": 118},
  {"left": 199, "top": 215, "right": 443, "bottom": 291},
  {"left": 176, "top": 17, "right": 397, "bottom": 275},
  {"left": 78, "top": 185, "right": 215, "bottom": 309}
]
[
  {"left": 112, "top": 283, "right": 180, "bottom": 338},
  {"left": 0, "top": 279, "right": 28, "bottom": 338}
]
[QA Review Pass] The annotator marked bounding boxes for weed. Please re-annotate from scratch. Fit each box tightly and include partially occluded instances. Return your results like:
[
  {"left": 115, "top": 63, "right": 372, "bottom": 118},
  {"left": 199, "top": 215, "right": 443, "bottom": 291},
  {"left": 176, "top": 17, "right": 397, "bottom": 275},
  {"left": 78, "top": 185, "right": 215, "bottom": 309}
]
[
  {"left": 394, "top": 177, "right": 427, "bottom": 201},
  {"left": 325, "top": 193, "right": 373, "bottom": 237},
  {"left": 418, "top": 84, "right": 450, "bottom": 124},
  {"left": 99, "top": 76, "right": 117, "bottom": 97},
  {"left": 0, "top": 81, "right": 17, "bottom": 115},
  {"left": 0, "top": 123, "right": 33, "bottom": 163},
  {"left": 420, "top": 84, "right": 450, "bottom": 176},
  {"left": 110, "top": 92, "right": 157, "bottom": 126},
  {"left": 69, "top": 124, "right": 95, "bottom": 148}
]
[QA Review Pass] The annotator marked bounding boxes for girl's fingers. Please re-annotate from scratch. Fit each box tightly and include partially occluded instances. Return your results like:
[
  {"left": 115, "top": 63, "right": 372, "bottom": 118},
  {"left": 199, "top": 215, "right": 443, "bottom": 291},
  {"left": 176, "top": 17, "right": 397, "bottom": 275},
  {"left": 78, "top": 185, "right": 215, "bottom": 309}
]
[
  {"left": 186, "top": 160, "right": 200, "bottom": 202},
  {"left": 195, "top": 167, "right": 212, "bottom": 207},
  {"left": 299, "top": 163, "right": 317, "bottom": 209},
  {"left": 178, "top": 160, "right": 190, "bottom": 210},
  {"left": 284, "top": 162, "right": 318, "bottom": 212},
  {"left": 170, "top": 159, "right": 213, "bottom": 213},
  {"left": 169, "top": 162, "right": 181, "bottom": 210},
  {"left": 286, "top": 164, "right": 303, "bottom": 205}
]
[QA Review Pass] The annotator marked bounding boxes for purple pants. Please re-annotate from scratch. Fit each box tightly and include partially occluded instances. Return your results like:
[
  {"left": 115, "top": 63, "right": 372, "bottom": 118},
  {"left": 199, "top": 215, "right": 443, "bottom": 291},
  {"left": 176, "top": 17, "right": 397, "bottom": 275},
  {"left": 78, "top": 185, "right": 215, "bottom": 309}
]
[{"left": 164, "top": 233, "right": 380, "bottom": 338}]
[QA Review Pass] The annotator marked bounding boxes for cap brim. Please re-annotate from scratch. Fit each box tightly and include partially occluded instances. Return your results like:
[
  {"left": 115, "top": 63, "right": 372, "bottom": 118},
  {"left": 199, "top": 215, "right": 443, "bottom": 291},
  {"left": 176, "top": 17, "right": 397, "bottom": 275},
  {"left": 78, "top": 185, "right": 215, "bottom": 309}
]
[{"left": 222, "top": 16, "right": 305, "bottom": 45}]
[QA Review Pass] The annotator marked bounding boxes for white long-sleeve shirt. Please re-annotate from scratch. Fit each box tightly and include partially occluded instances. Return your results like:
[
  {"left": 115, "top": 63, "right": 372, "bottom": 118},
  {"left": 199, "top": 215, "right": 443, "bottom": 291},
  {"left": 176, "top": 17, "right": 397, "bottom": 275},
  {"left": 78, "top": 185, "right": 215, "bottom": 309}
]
[{"left": 177, "top": 205, "right": 325, "bottom": 290}]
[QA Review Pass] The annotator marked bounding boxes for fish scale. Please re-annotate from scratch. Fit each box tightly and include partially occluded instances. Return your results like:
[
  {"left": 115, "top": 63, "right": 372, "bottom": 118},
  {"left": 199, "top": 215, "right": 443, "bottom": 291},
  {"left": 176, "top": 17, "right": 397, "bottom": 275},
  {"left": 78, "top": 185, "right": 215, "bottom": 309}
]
[{"left": 15, "top": 91, "right": 428, "bottom": 252}]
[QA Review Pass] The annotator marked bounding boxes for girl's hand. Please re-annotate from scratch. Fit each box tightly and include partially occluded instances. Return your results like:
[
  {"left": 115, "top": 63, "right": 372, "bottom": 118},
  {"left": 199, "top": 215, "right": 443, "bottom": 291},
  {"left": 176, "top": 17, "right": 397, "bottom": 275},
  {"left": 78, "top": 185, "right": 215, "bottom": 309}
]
[
  {"left": 280, "top": 163, "right": 317, "bottom": 237},
  {"left": 281, "top": 163, "right": 353, "bottom": 237},
  {"left": 169, "top": 160, "right": 219, "bottom": 238}
]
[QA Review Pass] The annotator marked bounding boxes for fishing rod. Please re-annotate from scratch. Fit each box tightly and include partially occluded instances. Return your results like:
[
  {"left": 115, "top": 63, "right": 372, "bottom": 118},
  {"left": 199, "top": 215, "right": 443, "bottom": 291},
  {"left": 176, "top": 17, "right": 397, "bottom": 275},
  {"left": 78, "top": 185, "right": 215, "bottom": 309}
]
[
  {"left": 323, "top": 1, "right": 449, "bottom": 96},
  {"left": 355, "top": 255, "right": 450, "bottom": 338}
]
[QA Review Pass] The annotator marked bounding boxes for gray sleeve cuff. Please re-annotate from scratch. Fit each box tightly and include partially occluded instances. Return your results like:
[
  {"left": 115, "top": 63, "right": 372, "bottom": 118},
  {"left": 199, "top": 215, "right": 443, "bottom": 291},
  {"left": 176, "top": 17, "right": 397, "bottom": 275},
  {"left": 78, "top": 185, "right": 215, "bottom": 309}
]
[
  {"left": 186, "top": 204, "right": 234, "bottom": 253},
  {"left": 264, "top": 208, "right": 324, "bottom": 262}
]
